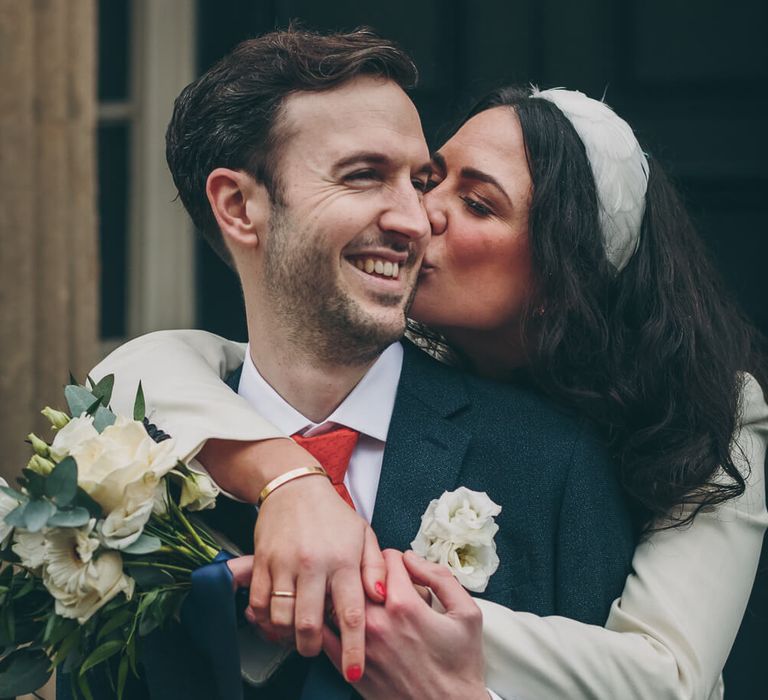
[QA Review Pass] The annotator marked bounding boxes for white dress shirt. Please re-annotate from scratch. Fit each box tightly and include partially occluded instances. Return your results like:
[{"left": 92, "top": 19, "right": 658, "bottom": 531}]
[
  {"left": 237, "top": 342, "right": 404, "bottom": 523},
  {"left": 238, "top": 341, "right": 503, "bottom": 700}
]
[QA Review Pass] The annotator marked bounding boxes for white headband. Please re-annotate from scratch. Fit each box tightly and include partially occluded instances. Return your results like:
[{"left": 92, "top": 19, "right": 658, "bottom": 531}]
[{"left": 530, "top": 87, "right": 649, "bottom": 272}]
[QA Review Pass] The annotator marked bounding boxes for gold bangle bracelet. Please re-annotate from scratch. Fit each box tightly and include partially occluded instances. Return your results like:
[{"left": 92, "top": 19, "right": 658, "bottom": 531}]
[{"left": 257, "top": 466, "right": 329, "bottom": 506}]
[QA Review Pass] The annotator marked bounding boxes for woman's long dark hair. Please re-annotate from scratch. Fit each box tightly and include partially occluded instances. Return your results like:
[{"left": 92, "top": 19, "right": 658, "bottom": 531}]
[{"left": 419, "top": 85, "right": 766, "bottom": 530}]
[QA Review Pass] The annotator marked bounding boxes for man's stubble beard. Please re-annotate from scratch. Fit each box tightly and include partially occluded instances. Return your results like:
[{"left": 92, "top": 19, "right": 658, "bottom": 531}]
[{"left": 263, "top": 204, "right": 417, "bottom": 367}]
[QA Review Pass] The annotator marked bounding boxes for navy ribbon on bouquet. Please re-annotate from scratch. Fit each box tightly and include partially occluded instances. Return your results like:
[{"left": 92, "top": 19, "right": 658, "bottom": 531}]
[{"left": 181, "top": 551, "right": 244, "bottom": 700}]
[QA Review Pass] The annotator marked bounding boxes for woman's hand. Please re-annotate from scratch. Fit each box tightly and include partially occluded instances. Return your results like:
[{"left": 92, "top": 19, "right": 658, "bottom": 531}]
[
  {"left": 323, "top": 550, "right": 488, "bottom": 700},
  {"left": 199, "top": 437, "right": 386, "bottom": 682}
]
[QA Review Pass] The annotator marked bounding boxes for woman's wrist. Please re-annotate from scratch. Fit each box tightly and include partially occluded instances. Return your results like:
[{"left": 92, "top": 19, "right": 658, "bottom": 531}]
[{"left": 197, "top": 437, "right": 323, "bottom": 503}]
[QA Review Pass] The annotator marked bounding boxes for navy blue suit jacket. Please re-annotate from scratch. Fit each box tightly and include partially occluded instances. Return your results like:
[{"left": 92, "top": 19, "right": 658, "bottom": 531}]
[{"left": 62, "top": 340, "right": 635, "bottom": 698}]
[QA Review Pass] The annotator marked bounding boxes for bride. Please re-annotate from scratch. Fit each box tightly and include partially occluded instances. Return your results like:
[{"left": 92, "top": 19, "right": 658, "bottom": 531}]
[{"left": 95, "top": 85, "right": 767, "bottom": 699}]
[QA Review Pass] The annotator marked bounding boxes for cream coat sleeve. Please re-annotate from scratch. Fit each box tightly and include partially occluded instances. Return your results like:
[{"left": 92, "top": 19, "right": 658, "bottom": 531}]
[
  {"left": 477, "top": 373, "right": 768, "bottom": 700},
  {"left": 91, "top": 330, "right": 285, "bottom": 462}
]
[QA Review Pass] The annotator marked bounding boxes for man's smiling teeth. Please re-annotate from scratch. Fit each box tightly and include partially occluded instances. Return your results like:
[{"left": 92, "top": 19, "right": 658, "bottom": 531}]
[{"left": 353, "top": 258, "right": 400, "bottom": 278}]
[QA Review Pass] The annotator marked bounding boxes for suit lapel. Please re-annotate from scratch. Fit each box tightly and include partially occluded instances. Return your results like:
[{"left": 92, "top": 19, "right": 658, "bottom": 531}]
[{"left": 371, "top": 343, "right": 472, "bottom": 551}]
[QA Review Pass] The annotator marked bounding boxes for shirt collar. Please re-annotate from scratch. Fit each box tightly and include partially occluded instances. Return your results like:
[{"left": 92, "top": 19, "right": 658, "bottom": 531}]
[{"left": 238, "top": 343, "right": 404, "bottom": 442}]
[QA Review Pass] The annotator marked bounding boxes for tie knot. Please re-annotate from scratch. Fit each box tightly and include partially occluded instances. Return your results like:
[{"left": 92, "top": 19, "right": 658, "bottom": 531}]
[{"left": 291, "top": 426, "right": 359, "bottom": 486}]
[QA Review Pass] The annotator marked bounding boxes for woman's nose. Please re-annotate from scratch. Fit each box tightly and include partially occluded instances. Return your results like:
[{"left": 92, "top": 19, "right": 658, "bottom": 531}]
[{"left": 424, "top": 193, "right": 447, "bottom": 236}]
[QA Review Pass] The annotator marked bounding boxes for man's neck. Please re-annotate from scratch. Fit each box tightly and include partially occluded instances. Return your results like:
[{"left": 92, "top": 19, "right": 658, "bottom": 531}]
[{"left": 246, "top": 322, "right": 378, "bottom": 423}]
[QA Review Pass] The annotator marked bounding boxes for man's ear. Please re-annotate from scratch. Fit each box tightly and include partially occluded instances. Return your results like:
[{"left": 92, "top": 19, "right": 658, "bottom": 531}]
[{"left": 206, "top": 168, "right": 271, "bottom": 252}]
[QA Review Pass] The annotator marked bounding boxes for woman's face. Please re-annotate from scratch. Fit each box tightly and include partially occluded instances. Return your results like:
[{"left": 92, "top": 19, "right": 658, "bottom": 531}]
[{"left": 411, "top": 107, "right": 534, "bottom": 338}]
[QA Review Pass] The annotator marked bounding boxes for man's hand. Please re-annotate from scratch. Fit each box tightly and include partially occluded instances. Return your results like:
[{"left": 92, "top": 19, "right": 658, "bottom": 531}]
[
  {"left": 323, "top": 550, "right": 488, "bottom": 700},
  {"left": 198, "top": 437, "right": 386, "bottom": 682}
]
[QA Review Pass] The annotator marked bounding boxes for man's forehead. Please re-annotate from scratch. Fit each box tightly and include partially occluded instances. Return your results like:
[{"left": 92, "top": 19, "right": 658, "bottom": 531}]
[{"left": 280, "top": 76, "right": 429, "bottom": 163}]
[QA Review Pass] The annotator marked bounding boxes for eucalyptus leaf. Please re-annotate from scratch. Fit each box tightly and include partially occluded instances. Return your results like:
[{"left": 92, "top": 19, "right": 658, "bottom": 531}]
[
  {"left": 46, "top": 455, "right": 78, "bottom": 506},
  {"left": 23, "top": 500, "right": 56, "bottom": 533},
  {"left": 133, "top": 381, "right": 146, "bottom": 422},
  {"left": 4, "top": 502, "right": 29, "bottom": 529},
  {"left": 21, "top": 469, "right": 46, "bottom": 499},
  {"left": 120, "top": 534, "right": 162, "bottom": 555},
  {"left": 0, "top": 648, "right": 52, "bottom": 695},
  {"left": 92, "top": 374, "right": 115, "bottom": 406},
  {"left": 64, "top": 384, "right": 100, "bottom": 418},
  {"left": 47, "top": 507, "right": 90, "bottom": 528},
  {"left": 0, "top": 485, "right": 27, "bottom": 502},
  {"left": 86, "top": 395, "right": 103, "bottom": 416},
  {"left": 92, "top": 404, "right": 117, "bottom": 433},
  {"left": 72, "top": 487, "right": 103, "bottom": 519}
]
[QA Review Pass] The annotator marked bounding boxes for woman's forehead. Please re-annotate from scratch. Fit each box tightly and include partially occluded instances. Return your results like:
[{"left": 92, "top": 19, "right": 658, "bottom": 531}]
[{"left": 439, "top": 108, "right": 531, "bottom": 187}]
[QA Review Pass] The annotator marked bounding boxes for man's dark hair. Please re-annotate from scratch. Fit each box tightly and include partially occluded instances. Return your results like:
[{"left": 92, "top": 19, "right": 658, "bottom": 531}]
[{"left": 166, "top": 26, "right": 418, "bottom": 265}]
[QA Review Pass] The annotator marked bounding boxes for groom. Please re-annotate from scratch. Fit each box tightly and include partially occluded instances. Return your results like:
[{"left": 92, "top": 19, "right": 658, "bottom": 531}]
[{"left": 90, "top": 27, "right": 634, "bottom": 699}]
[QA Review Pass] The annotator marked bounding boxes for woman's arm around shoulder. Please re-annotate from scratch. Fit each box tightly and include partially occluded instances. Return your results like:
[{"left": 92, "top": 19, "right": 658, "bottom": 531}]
[
  {"left": 476, "top": 374, "right": 768, "bottom": 700},
  {"left": 91, "top": 329, "right": 283, "bottom": 461}
]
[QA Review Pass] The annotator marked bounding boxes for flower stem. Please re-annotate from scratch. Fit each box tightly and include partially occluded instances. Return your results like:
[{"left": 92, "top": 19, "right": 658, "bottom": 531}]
[
  {"left": 127, "top": 562, "right": 193, "bottom": 575},
  {"left": 171, "top": 502, "right": 218, "bottom": 560}
]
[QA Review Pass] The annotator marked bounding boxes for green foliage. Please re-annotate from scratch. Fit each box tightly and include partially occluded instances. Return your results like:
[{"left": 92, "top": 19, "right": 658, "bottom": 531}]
[
  {"left": 133, "top": 381, "right": 146, "bottom": 422},
  {"left": 64, "top": 384, "right": 101, "bottom": 418},
  {"left": 120, "top": 534, "right": 162, "bottom": 555},
  {"left": 0, "top": 485, "right": 26, "bottom": 502},
  {"left": 91, "top": 375, "right": 115, "bottom": 407},
  {"left": 20, "top": 499, "right": 55, "bottom": 533},
  {"left": 46, "top": 455, "right": 79, "bottom": 506},
  {"left": 21, "top": 469, "right": 46, "bottom": 499},
  {"left": 47, "top": 507, "right": 90, "bottom": 528},
  {"left": 0, "top": 648, "right": 52, "bottom": 696},
  {"left": 71, "top": 486, "right": 103, "bottom": 519},
  {"left": 79, "top": 639, "right": 124, "bottom": 676}
]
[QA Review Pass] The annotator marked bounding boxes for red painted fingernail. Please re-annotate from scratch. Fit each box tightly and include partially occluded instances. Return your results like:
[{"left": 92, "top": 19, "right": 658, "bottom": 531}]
[
  {"left": 375, "top": 581, "right": 386, "bottom": 598},
  {"left": 346, "top": 664, "right": 363, "bottom": 683}
]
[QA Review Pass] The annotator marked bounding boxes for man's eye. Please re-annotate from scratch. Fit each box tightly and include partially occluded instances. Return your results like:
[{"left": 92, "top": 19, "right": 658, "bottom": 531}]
[
  {"left": 412, "top": 177, "right": 430, "bottom": 192},
  {"left": 346, "top": 169, "right": 379, "bottom": 182}
]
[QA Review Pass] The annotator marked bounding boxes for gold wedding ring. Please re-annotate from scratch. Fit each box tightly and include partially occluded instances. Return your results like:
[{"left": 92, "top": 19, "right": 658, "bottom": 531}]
[{"left": 270, "top": 590, "right": 297, "bottom": 598}]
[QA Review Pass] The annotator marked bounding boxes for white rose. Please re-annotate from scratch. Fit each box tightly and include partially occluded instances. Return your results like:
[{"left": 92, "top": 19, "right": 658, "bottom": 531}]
[
  {"left": 12, "top": 530, "right": 47, "bottom": 571},
  {"left": 411, "top": 487, "right": 502, "bottom": 593},
  {"left": 416, "top": 538, "right": 500, "bottom": 592},
  {"left": 0, "top": 477, "right": 19, "bottom": 546},
  {"left": 179, "top": 471, "right": 219, "bottom": 511},
  {"left": 49, "top": 415, "right": 99, "bottom": 462},
  {"left": 43, "top": 521, "right": 134, "bottom": 624},
  {"left": 51, "top": 415, "right": 180, "bottom": 549},
  {"left": 414, "top": 487, "right": 501, "bottom": 546}
]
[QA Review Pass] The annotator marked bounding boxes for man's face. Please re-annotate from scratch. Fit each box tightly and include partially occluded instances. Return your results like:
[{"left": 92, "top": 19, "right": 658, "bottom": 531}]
[{"left": 261, "top": 76, "right": 432, "bottom": 365}]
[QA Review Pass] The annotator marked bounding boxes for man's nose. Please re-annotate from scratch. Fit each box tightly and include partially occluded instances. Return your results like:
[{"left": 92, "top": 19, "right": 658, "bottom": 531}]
[{"left": 378, "top": 184, "right": 431, "bottom": 242}]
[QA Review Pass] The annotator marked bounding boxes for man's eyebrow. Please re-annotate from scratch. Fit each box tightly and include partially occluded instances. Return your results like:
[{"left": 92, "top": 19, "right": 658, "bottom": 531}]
[
  {"left": 431, "top": 151, "right": 512, "bottom": 205},
  {"left": 332, "top": 152, "right": 433, "bottom": 177},
  {"left": 331, "top": 152, "right": 392, "bottom": 173}
]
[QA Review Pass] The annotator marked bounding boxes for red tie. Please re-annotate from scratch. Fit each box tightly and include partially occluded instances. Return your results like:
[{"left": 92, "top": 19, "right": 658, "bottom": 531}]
[{"left": 291, "top": 426, "right": 359, "bottom": 510}]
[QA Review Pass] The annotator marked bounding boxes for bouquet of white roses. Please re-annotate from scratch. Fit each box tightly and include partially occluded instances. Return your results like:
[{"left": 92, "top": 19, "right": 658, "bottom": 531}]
[{"left": 0, "top": 375, "right": 221, "bottom": 699}]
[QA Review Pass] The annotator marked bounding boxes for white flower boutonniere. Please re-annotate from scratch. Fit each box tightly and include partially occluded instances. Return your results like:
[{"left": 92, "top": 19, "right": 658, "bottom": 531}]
[{"left": 411, "top": 486, "right": 501, "bottom": 592}]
